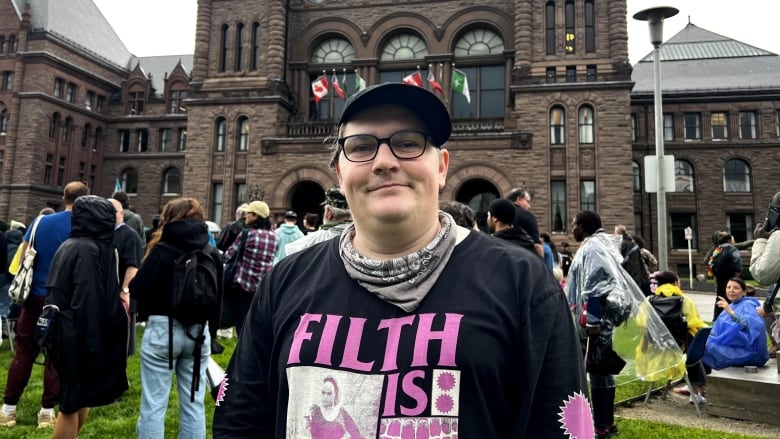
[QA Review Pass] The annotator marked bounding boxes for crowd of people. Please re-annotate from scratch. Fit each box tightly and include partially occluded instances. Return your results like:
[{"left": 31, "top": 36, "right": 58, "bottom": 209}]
[{"left": 0, "top": 83, "right": 775, "bottom": 438}]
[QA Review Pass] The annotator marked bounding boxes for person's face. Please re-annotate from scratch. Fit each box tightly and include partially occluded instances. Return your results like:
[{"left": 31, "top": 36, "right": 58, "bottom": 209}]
[
  {"left": 109, "top": 199, "right": 123, "bottom": 226},
  {"left": 572, "top": 219, "right": 585, "bottom": 242},
  {"left": 487, "top": 212, "right": 496, "bottom": 233},
  {"left": 335, "top": 104, "right": 449, "bottom": 228},
  {"left": 321, "top": 381, "right": 336, "bottom": 408},
  {"left": 245, "top": 211, "right": 257, "bottom": 223},
  {"left": 726, "top": 280, "right": 746, "bottom": 302},
  {"left": 516, "top": 193, "right": 531, "bottom": 210}
]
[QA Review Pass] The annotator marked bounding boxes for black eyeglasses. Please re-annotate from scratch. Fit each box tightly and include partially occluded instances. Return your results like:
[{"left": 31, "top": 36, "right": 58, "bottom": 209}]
[{"left": 337, "top": 131, "right": 433, "bottom": 163}]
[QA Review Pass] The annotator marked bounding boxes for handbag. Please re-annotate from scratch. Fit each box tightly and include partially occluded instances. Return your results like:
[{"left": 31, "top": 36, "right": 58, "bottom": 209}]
[
  {"left": 222, "top": 231, "right": 248, "bottom": 289},
  {"left": 8, "top": 217, "right": 42, "bottom": 306}
]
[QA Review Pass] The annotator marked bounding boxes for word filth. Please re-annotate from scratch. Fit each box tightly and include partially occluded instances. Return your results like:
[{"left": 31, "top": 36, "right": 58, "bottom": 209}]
[{"left": 287, "top": 313, "right": 463, "bottom": 372}]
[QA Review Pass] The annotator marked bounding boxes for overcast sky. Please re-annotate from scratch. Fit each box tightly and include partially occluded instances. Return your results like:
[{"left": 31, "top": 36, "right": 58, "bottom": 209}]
[{"left": 92, "top": 0, "right": 780, "bottom": 65}]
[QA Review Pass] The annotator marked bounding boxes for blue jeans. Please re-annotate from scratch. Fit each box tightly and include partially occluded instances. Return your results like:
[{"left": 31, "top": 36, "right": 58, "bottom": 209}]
[{"left": 136, "top": 315, "right": 211, "bottom": 439}]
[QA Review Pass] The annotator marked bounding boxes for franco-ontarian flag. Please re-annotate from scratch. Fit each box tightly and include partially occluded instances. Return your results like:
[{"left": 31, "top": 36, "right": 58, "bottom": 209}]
[{"left": 451, "top": 69, "right": 471, "bottom": 103}]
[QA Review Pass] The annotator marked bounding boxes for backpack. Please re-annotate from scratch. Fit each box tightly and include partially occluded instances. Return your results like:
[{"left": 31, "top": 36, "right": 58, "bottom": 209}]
[
  {"left": 157, "top": 242, "right": 222, "bottom": 402},
  {"left": 648, "top": 295, "right": 688, "bottom": 348},
  {"left": 621, "top": 238, "right": 651, "bottom": 296},
  {"left": 711, "top": 245, "right": 739, "bottom": 278}
]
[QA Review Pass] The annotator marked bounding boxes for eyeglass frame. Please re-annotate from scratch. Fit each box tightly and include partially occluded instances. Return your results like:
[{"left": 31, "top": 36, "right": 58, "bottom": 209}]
[{"left": 336, "top": 130, "right": 437, "bottom": 163}]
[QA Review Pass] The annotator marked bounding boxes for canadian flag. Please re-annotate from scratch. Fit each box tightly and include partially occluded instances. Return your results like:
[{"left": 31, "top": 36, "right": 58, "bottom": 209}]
[
  {"left": 402, "top": 71, "right": 423, "bottom": 87},
  {"left": 332, "top": 72, "right": 345, "bottom": 99},
  {"left": 311, "top": 76, "right": 329, "bottom": 103},
  {"left": 428, "top": 70, "right": 444, "bottom": 95}
]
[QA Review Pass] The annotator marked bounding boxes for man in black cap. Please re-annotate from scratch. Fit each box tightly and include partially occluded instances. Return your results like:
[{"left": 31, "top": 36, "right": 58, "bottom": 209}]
[
  {"left": 214, "top": 83, "right": 589, "bottom": 438},
  {"left": 285, "top": 188, "right": 352, "bottom": 256},
  {"left": 488, "top": 198, "right": 535, "bottom": 253}
]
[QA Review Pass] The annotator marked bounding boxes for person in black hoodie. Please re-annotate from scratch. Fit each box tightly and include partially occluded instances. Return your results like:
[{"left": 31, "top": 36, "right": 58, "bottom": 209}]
[
  {"left": 130, "top": 197, "right": 219, "bottom": 438},
  {"left": 46, "top": 195, "right": 129, "bottom": 438},
  {"left": 487, "top": 198, "right": 536, "bottom": 254}
]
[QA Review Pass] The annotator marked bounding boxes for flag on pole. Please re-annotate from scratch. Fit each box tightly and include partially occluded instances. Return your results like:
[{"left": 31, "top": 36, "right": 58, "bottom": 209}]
[
  {"left": 427, "top": 67, "right": 444, "bottom": 96},
  {"left": 355, "top": 72, "right": 367, "bottom": 94},
  {"left": 114, "top": 178, "right": 123, "bottom": 193},
  {"left": 311, "top": 76, "right": 329, "bottom": 103},
  {"left": 452, "top": 68, "right": 471, "bottom": 103},
  {"left": 332, "top": 72, "right": 345, "bottom": 99},
  {"left": 402, "top": 71, "right": 423, "bottom": 87}
]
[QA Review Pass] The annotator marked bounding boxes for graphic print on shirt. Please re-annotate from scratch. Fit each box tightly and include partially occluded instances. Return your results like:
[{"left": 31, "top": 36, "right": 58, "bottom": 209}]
[{"left": 286, "top": 312, "right": 463, "bottom": 438}]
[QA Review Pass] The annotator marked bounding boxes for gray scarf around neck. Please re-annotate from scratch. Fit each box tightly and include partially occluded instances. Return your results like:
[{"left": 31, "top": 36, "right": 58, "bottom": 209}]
[{"left": 338, "top": 212, "right": 456, "bottom": 312}]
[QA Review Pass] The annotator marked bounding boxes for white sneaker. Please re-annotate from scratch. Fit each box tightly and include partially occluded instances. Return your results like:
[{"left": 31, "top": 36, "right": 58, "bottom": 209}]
[
  {"left": 37, "top": 409, "right": 55, "bottom": 428},
  {"left": 689, "top": 393, "right": 707, "bottom": 405},
  {"left": 0, "top": 410, "right": 16, "bottom": 427}
]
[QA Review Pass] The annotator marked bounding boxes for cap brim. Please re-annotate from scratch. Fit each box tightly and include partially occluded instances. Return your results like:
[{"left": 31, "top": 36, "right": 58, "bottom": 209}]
[{"left": 339, "top": 83, "right": 452, "bottom": 146}]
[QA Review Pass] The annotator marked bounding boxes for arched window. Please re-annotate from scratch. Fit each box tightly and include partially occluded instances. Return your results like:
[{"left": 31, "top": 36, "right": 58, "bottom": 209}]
[
  {"left": 235, "top": 23, "right": 244, "bottom": 71},
  {"left": 452, "top": 29, "right": 505, "bottom": 119},
  {"left": 237, "top": 117, "right": 250, "bottom": 151},
  {"left": 311, "top": 37, "right": 356, "bottom": 64},
  {"left": 564, "top": 0, "right": 575, "bottom": 54},
  {"left": 0, "top": 109, "right": 8, "bottom": 134},
  {"left": 723, "top": 159, "right": 751, "bottom": 192},
  {"left": 121, "top": 168, "right": 139, "bottom": 194},
  {"left": 215, "top": 118, "right": 227, "bottom": 152},
  {"left": 8, "top": 35, "right": 16, "bottom": 52},
  {"left": 49, "top": 113, "right": 60, "bottom": 139},
  {"left": 251, "top": 22, "right": 261, "bottom": 70},
  {"left": 219, "top": 24, "right": 229, "bottom": 72},
  {"left": 584, "top": 0, "right": 595, "bottom": 52},
  {"left": 62, "top": 117, "right": 73, "bottom": 143},
  {"left": 380, "top": 33, "right": 428, "bottom": 60},
  {"left": 632, "top": 161, "right": 641, "bottom": 192},
  {"left": 674, "top": 159, "right": 695, "bottom": 192},
  {"left": 550, "top": 107, "right": 565, "bottom": 144},
  {"left": 578, "top": 105, "right": 594, "bottom": 143},
  {"left": 81, "top": 123, "right": 91, "bottom": 147},
  {"left": 163, "top": 168, "right": 181, "bottom": 195},
  {"left": 545, "top": 2, "right": 556, "bottom": 55}
]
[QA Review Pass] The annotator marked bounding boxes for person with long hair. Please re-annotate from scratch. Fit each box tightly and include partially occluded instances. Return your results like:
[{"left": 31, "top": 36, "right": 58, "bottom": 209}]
[
  {"left": 130, "top": 197, "right": 220, "bottom": 438},
  {"left": 222, "top": 200, "right": 277, "bottom": 334},
  {"left": 307, "top": 376, "right": 363, "bottom": 439}
]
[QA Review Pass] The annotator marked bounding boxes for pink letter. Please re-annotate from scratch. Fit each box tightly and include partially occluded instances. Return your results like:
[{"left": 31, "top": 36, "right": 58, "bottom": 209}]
[
  {"left": 399, "top": 370, "right": 427, "bottom": 416},
  {"left": 287, "top": 313, "right": 321, "bottom": 364},
  {"left": 377, "top": 316, "right": 415, "bottom": 371},
  {"left": 382, "top": 373, "right": 399, "bottom": 417},
  {"left": 411, "top": 313, "right": 463, "bottom": 367},
  {"left": 314, "top": 314, "right": 342, "bottom": 366},
  {"left": 339, "top": 317, "right": 375, "bottom": 371}
]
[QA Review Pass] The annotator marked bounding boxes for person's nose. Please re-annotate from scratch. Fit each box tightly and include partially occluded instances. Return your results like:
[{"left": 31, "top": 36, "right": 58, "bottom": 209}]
[{"left": 371, "top": 141, "right": 400, "bottom": 173}]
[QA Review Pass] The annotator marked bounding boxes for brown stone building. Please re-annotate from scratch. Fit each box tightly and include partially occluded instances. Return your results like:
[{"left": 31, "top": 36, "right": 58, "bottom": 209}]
[
  {"left": 3, "top": 0, "right": 775, "bottom": 275},
  {"left": 631, "top": 23, "right": 780, "bottom": 276}
]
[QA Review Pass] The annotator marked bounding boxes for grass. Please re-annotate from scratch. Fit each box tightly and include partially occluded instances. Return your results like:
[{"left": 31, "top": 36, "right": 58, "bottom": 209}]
[{"left": 0, "top": 328, "right": 769, "bottom": 438}]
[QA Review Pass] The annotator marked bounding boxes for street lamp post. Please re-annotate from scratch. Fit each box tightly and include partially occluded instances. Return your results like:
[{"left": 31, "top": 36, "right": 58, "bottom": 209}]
[{"left": 633, "top": 6, "right": 678, "bottom": 271}]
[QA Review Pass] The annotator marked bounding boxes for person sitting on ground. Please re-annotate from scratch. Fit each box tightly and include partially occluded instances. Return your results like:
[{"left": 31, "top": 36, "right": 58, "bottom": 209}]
[
  {"left": 702, "top": 277, "right": 769, "bottom": 370},
  {"left": 635, "top": 271, "right": 708, "bottom": 404}
]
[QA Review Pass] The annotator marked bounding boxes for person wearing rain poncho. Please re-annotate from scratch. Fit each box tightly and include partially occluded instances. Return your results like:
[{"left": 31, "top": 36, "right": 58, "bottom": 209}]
[
  {"left": 566, "top": 211, "right": 682, "bottom": 439},
  {"left": 634, "top": 271, "right": 708, "bottom": 402}
]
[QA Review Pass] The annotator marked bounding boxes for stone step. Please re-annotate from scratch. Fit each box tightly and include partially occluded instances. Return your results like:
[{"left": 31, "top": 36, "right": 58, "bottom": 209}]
[{"left": 706, "top": 357, "right": 780, "bottom": 425}]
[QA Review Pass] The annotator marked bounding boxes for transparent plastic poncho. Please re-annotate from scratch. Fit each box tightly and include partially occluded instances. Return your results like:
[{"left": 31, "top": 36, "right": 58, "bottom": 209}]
[{"left": 566, "top": 232, "right": 685, "bottom": 385}]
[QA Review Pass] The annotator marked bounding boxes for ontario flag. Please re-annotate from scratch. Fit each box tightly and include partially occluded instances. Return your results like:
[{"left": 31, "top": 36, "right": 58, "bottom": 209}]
[
  {"left": 311, "top": 76, "right": 329, "bottom": 103},
  {"left": 427, "top": 67, "right": 444, "bottom": 96},
  {"left": 402, "top": 71, "right": 423, "bottom": 87},
  {"left": 332, "top": 72, "right": 346, "bottom": 99}
]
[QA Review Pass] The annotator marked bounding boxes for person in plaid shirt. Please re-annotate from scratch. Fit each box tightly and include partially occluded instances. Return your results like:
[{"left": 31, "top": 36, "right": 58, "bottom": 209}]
[{"left": 223, "top": 200, "right": 277, "bottom": 334}]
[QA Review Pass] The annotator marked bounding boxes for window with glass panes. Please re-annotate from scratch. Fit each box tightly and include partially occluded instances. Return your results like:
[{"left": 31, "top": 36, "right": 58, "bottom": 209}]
[
  {"left": 545, "top": 1, "right": 555, "bottom": 55},
  {"left": 584, "top": 0, "right": 595, "bottom": 52},
  {"left": 739, "top": 111, "right": 757, "bottom": 139},
  {"left": 711, "top": 112, "right": 728, "bottom": 139},
  {"left": 235, "top": 183, "right": 246, "bottom": 211},
  {"left": 674, "top": 159, "right": 695, "bottom": 192},
  {"left": 550, "top": 107, "right": 565, "bottom": 144},
  {"left": 727, "top": 214, "right": 753, "bottom": 242},
  {"left": 564, "top": 0, "right": 575, "bottom": 53},
  {"left": 122, "top": 168, "right": 138, "bottom": 193},
  {"left": 160, "top": 128, "right": 172, "bottom": 152},
  {"left": 663, "top": 113, "right": 674, "bottom": 141},
  {"left": 551, "top": 181, "right": 567, "bottom": 232},
  {"left": 580, "top": 180, "right": 595, "bottom": 211},
  {"left": 310, "top": 37, "right": 357, "bottom": 120},
  {"left": 136, "top": 129, "right": 148, "bottom": 152},
  {"left": 579, "top": 106, "right": 594, "bottom": 143},
  {"left": 670, "top": 213, "right": 697, "bottom": 249},
  {"left": 723, "top": 158, "right": 751, "bottom": 192},
  {"left": 163, "top": 168, "right": 181, "bottom": 194},
  {"left": 683, "top": 113, "right": 700, "bottom": 140},
  {"left": 129, "top": 91, "right": 144, "bottom": 114},
  {"left": 178, "top": 128, "right": 187, "bottom": 151},
  {"left": 213, "top": 183, "right": 224, "bottom": 224},
  {"left": 168, "top": 89, "right": 187, "bottom": 114},
  {"left": 215, "top": 118, "right": 226, "bottom": 151},
  {"left": 237, "top": 117, "right": 249, "bottom": 151},
  {"left": 632, "top": 161, "right": 641, "bottom": 192},
  {"left": 451, "top": 29, "right": 505, "bottom": 119}
]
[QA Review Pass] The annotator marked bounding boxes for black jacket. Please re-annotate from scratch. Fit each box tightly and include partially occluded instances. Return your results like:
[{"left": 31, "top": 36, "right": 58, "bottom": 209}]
[
  {"left": 494, "top": 226, "right": 537, "bottom": 254},
  {"left": 46, "top": 196, "right": 128, "bottom": 414},
  {"left": 130, "top": 219, "right": 221, "bottom": 329}
]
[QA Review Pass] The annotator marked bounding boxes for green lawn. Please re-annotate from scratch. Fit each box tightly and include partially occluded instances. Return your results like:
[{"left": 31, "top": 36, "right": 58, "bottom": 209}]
[{"left": 0, "top": 328, "right": 768, "bottom": 438}]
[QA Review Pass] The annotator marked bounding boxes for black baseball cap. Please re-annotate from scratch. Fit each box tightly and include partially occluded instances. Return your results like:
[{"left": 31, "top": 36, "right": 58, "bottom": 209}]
[{"left": 338, "top": 83, "right": 452, "bottom": 146}]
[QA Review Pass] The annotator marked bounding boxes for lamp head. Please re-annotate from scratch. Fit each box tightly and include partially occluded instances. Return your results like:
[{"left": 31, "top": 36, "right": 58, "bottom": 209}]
[{"left": 633, "top": 6, "right": 679, "bottom": 47}]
